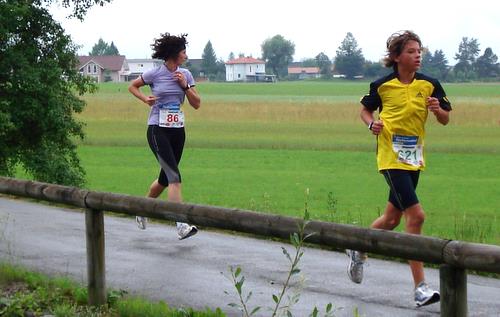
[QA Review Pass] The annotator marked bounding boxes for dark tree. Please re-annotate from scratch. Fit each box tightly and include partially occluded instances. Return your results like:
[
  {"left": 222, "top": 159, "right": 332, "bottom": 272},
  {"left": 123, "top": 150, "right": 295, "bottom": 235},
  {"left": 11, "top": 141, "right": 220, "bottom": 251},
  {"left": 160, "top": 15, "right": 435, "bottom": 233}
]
[
  {"left": 301, "top": 58, "right": 317, "bottom": 67},
  {"left": 89, "top": 38, "right": 120, "bottom": 55},
  {"left": 106, "top": 41, "right": 120, "bottom": 55},
  {"left": 261, "top": 35, "right": 295, "bottom": 79},
  {"left": 431, "top": 50, "right": 450, "bottom": 80},
  {"left": 201, "top": 40, "right": 218, "bottom": 77},
  {"left": 315, "top": 52, "right": 332, "bottom": 79},
  {"left": 334, "top": 32, "right": 365, "bottom": 79},
  {"left": 454, "top": 37, "right": 480, "bottom": 80},
  {"left": 474, "top": 47, "right": 499, "bottom": 78},
  {"left": 89, "top": 38, "right": 108, "bottom": 55},
  {"left": 420, "top": 48, "right": 434, "bottom": 74},
  {"left": 0, "top": 0, "right": 110, "bottom": 186},
  {"left": 363, "top": 60, "right": 388, "bottom": 79}
]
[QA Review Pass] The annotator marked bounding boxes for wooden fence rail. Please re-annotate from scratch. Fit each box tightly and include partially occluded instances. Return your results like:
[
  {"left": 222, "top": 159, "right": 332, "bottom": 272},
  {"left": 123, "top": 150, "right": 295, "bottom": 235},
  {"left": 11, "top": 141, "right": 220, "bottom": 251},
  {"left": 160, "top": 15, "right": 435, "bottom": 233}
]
[{"left": 1, "top": 177, "right": 499, "bottom": 316}]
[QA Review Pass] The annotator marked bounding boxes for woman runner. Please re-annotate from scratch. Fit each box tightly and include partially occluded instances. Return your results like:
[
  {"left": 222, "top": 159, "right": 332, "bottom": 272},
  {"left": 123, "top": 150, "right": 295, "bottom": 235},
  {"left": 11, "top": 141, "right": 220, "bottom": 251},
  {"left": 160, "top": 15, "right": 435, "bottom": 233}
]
[{"left": 129, "top": 33, "right": 201, "bottom": 240}]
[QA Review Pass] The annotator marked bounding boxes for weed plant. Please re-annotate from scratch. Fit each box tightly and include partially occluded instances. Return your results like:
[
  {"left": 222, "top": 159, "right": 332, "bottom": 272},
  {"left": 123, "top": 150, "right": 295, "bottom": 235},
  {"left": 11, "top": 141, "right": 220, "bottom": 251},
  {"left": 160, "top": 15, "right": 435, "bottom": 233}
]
[
  {"left": 0, "top": 263, "right": 225, "bottom": 317},
  {"left": 223, "top": 190, "right": 360, "bottom": 317}
]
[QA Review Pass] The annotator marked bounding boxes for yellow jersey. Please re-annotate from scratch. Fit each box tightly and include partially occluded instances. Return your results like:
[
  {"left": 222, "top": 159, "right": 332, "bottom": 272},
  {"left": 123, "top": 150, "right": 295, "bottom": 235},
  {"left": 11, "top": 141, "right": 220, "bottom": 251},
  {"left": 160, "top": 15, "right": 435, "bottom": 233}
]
[{"left": 361, "top": 72, "right": 451, "bottom": 171}]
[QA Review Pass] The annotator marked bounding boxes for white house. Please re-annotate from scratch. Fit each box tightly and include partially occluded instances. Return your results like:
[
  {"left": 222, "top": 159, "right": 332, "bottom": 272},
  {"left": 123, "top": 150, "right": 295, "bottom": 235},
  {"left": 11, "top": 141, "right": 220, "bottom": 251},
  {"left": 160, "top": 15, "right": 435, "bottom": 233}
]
[
  {"left": 126, "top": 59, "right": 163, "bottom": 80},
  {"left": 225, "top": 57, "right": 275, "bottom": 82}
]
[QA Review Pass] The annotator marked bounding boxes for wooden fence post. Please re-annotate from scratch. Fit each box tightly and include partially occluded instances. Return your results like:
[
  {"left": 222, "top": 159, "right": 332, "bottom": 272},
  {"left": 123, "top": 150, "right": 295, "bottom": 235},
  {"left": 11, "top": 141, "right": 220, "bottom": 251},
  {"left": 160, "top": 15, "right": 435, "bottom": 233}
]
[
  {"left": 85, "top": 208, "right": 106, "bottom": 306},
  {"left": 440, "top": 264, "right": 467, "bottom": 317}
]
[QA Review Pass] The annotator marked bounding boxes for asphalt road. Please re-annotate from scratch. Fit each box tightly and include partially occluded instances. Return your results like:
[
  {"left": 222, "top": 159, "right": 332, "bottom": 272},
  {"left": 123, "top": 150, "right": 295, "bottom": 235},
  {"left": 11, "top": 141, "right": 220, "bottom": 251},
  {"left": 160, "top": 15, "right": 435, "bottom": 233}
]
[{"left": 1, "top": 196, "right": 499, "bottom": 317}]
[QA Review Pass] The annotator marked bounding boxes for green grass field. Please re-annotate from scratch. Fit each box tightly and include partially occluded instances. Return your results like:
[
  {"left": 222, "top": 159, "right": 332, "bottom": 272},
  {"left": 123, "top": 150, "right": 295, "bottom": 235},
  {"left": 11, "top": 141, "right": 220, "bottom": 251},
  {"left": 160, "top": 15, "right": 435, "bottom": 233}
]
[{"left": 50, "top": 81, "right": 500, "bottom": 245}]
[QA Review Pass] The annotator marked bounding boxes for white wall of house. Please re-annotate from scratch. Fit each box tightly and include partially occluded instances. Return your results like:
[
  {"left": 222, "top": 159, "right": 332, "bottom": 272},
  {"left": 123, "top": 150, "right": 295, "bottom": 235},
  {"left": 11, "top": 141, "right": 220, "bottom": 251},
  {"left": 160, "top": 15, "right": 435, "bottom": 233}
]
[
  {"left": 225, "top": 63, "right": 266, "bottom": 82},
  {"left": 127, "top": 59, "right": 163, "bottom": 74},
  {"left": 80, "top": 62, "right": 101, "bottom": 82}
]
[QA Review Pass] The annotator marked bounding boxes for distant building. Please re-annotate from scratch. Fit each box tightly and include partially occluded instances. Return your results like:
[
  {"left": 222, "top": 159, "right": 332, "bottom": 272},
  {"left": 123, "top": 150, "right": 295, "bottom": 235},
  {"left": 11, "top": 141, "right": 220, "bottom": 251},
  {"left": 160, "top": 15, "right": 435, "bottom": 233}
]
[
  {"left": 225, "top": 57, "right": 275, "bottom": 82},
  {"left": 126, "top": 59, "right": 163, "bottom": 80},
  {"left": 183, "top": 58, "right": 208, "bottom": 81},
  {"left": 78, "top": 56, "right": 210, "bottom": 82},
  {"left": 77, "top": 55, "right": 129, "bottom": 83},
  {"left": 127, "top": 58, "right": 206, "bottom": 81},
  {"left": 287, "top": 66, "right": 321, "bottom": 80}
]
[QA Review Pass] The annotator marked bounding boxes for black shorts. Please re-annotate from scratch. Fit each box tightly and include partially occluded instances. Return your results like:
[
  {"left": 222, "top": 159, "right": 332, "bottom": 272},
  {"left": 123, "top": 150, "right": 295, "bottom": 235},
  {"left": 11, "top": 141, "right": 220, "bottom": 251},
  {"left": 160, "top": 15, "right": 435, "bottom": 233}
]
[
  {"left": 147, "top": 125, "right": 185, "bottom": 187},
  {"left": 381, "top": 169, "right": 420, "bottom": 211}
]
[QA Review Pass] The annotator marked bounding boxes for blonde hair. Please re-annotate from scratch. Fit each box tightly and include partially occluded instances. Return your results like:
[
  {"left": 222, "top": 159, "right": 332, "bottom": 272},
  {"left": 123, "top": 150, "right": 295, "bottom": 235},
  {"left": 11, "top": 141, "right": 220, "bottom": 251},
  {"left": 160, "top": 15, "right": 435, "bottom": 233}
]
[{"left": 383, "top": 30, "right": 422, "bottom": 69}]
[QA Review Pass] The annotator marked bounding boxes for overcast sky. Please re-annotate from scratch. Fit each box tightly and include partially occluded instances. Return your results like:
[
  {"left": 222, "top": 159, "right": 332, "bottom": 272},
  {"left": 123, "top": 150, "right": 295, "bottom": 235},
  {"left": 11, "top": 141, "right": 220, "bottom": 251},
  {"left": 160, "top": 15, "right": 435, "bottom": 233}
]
[{"left": 50, "top": 0, "right": 500, "bottom": 65}]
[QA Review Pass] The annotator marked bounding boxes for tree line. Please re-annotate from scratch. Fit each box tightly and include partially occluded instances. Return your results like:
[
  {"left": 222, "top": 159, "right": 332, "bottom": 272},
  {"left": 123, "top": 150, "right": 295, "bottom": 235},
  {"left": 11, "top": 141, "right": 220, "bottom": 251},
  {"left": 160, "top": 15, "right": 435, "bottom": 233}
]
[
  {"left": 199, "top": 32, "right": 499, "bottom": 82},
  {"left": 87, "top": 33, "right": 499, "bottom": 83}
]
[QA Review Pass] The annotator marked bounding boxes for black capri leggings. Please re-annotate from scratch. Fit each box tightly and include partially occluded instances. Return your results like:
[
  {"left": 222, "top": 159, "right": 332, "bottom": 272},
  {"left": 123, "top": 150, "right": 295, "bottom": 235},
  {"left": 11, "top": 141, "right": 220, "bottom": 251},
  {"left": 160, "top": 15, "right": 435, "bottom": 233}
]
[
  {"left": 147, "top": 125, "right": 185, "bottom": 187},
  {"left": 382, "top": 169, "right": 420, "bottom": 211}
]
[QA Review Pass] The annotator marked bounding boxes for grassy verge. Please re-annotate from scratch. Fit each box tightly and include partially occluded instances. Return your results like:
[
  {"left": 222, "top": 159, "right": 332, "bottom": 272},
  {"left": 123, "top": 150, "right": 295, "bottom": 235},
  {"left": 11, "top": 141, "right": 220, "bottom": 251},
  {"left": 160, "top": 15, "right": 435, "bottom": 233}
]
[
  {"left": 0, "top": 262, "right": 225, "bottom": 317},
  {"left": 72, "top": 145, "right": 499, "bottom": 246},
  {"left": 14, "top": 80, "right": 500, "bottom": 246}
]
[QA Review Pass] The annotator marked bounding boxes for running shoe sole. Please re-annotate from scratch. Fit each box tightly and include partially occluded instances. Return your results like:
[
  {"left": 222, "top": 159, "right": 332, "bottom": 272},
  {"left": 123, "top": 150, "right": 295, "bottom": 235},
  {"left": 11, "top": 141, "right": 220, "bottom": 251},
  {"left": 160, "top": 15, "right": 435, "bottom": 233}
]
[
  {"left": 416, "top": 292, "right": 440, "bottom": 307},
  {"left": 346, "top": 249, "right": 363, "bottom": 284},
  {"left": 178, "top": 226, "right": 198, "bottom": 240},
  {"left": 136, "top": 216, "right": 147, "bottom": 230}
]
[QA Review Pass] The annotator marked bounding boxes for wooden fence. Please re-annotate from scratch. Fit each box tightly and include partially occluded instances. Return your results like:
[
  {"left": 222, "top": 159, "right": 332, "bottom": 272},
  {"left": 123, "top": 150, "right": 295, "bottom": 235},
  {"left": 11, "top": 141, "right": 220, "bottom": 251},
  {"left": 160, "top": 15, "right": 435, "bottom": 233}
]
[{"left": 1, "top": 177, "right": 499, "bottom": 317}]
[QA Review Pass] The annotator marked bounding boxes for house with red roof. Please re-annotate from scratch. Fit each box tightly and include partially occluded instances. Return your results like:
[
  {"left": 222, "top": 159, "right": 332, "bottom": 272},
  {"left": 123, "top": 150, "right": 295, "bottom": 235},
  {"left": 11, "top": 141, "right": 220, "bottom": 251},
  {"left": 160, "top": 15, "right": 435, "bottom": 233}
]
[
  {"left": 225, "top": 57, "right": 275, "bottom": 82},
  {"left": 77, "top": 55, "right": 130, "bottom": 82},
  {"left": 287, "top": 66, "right": 321, "bottom": 80}
]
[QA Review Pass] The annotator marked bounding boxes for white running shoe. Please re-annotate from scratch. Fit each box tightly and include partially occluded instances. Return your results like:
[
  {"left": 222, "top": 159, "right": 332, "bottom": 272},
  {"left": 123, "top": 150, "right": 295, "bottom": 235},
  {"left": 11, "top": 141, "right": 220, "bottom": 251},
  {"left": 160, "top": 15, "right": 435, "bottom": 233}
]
[
  {"left": 136, "top": 216, "right": 147, "bottom": 230},
  {"left": 177, "top": 223, "right": 198, "bottom": 240},
  {"left": 414, "top": 281, "right": 440, "bottom": 307},
  {"left": 346, "top": 249, "right": 365, "bottom": 284}
]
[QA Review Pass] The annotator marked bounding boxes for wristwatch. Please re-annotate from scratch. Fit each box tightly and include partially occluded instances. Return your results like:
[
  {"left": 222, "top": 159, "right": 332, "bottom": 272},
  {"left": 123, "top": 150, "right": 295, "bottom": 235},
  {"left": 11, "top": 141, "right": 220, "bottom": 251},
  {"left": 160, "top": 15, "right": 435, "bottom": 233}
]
[
  {"left": 368, "top": 121, "right": 374, "bottom": 130},
  {"left": 183, "top": 84, "right": 191, "bottom": 91}
]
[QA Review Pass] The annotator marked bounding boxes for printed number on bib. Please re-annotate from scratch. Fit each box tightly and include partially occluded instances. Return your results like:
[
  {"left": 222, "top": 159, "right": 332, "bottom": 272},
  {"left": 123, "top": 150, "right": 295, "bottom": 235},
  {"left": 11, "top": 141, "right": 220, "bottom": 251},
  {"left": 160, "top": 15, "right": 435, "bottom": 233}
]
[
  {"left": 392, "top": 135, "right": 423, "bottom": 167},
  {"left": 158, "top": 103, "right": 184, "bottom": 128}
]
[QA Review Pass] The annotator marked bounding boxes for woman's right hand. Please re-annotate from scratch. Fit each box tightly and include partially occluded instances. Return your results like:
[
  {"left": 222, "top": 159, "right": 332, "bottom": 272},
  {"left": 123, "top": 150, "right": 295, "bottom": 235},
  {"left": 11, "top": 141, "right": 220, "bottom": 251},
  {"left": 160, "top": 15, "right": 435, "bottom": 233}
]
[{"left": 143, "top": 95, "right": 157, "bottom": 106}]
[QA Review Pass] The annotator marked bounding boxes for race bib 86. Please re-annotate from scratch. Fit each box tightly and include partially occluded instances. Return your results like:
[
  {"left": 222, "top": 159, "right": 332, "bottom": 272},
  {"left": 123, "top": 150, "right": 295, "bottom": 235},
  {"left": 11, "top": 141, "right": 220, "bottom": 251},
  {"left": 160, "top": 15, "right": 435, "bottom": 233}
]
[{"left": 158, "top": 103, "right": 184, "bottom": 128}]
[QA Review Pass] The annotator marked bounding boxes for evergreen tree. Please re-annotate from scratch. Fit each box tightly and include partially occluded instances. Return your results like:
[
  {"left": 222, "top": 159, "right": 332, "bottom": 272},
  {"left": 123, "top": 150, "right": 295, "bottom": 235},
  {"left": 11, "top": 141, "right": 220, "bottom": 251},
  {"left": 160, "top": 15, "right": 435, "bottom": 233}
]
[
  {"left": 334, "top": 32, "right": 365, "bottom": 79},
  {"left": 420, "top": 49, "right": 440, "bottom": 79},
  {"left": 215, "top": 58, "right": 227, "bottom": 81},
  {"left": 431, "top": 50, "right": 449, "bottom": 80},
  {"left": 454, "top": 37, "right": 480, "bottom": 80},
  {"left": 474, "top": 47, "right": 499, "bottom": 78},
  {"left": 89, "top": 38, "right": 109, "bottom": 55},
  {"left": 201, "top": 40, "right": 218, "bottom": 77},
  {"left": 420, "top": 49, "right": 449, "bottom": 80},
  {"left": 90, "top": 38, "right": 120, "bottom": 55},
  {"left": 105, "top": 41, "right": 120, "bottom": 55}
]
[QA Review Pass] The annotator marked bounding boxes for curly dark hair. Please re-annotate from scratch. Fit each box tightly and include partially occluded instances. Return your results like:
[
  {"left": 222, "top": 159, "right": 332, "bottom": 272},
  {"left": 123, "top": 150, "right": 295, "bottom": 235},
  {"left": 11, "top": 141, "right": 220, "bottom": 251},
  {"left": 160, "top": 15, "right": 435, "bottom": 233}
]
[
  {"left": 151, "top": 33, "right": 188, "bottom": 61},
  {"left": 383, "top": 30, "right": 422, "bottom": 69}
]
